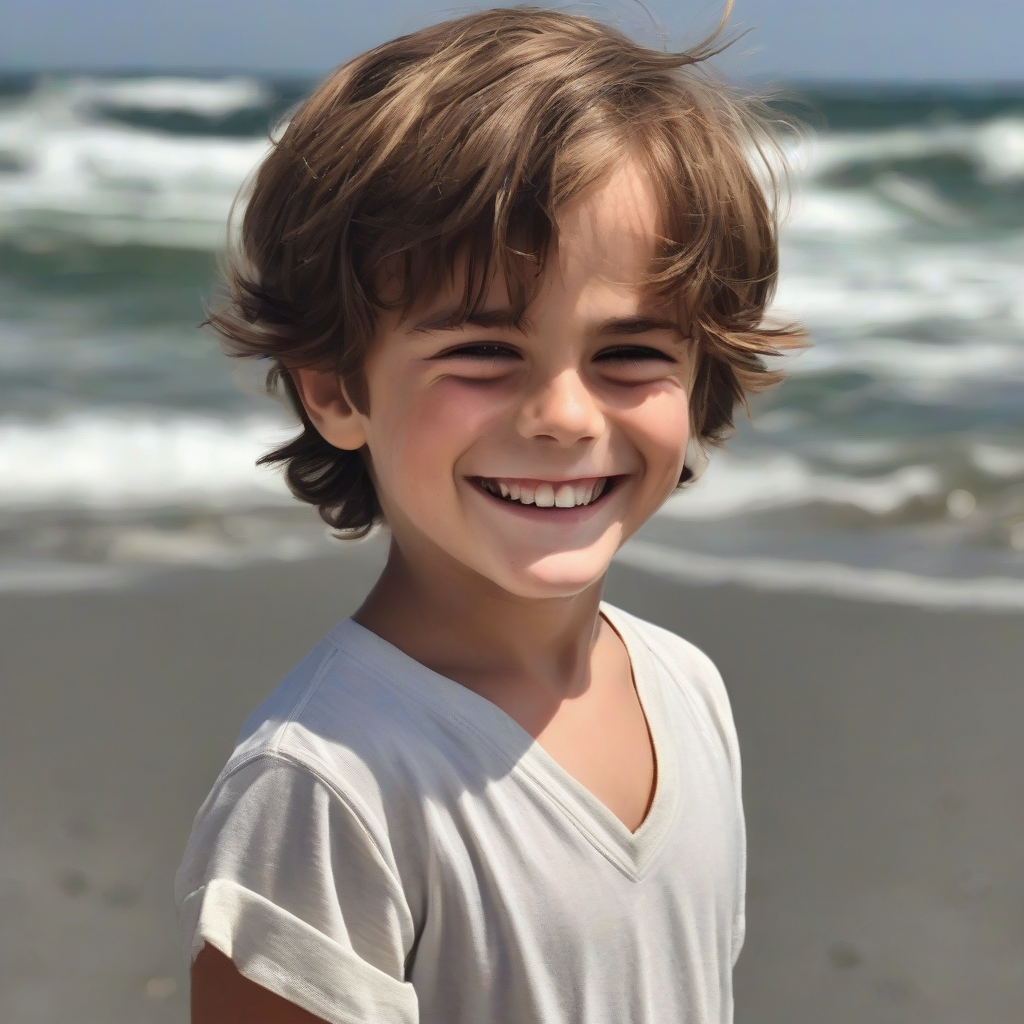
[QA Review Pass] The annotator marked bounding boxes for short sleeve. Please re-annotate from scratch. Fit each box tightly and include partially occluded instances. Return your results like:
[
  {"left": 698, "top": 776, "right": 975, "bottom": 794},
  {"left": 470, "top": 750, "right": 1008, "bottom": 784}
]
[{"left": 175, "top": 754, "right": 419, "bottom": 1024}]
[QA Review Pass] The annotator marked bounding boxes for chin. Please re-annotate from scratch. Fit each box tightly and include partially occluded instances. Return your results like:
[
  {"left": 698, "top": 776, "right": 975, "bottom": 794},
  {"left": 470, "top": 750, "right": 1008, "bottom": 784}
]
[{"left": 496, "top": 547, "right": 617, "bottom": 599}]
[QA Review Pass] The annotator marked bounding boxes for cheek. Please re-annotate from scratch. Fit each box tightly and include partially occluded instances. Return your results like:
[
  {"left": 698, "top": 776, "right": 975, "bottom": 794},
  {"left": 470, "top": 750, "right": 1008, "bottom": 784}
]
[
  {"left": 369, "top": 380, "right": 504, "bottom": 504},
  {"left": 627, "top": 389, "right": 691, "bottom": 481}
]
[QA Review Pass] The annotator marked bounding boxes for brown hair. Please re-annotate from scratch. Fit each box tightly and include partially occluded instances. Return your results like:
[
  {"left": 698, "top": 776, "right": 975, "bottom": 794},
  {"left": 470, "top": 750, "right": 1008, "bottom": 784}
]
[{"left": 208, "top": 5, "right": 804, "bottom": 536}]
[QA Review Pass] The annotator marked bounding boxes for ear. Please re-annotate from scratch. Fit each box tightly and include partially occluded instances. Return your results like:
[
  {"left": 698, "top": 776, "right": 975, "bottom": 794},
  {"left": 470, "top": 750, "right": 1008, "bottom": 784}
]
[{"left": 289, "top": 366, "right": 368, "bottom": 451}]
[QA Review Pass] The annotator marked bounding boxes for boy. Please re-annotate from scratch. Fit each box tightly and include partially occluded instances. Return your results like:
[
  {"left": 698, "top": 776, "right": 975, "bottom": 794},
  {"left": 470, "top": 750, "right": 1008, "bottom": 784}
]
[{"left": 176, "top": 7, "right": 801, "bottom": 1023}]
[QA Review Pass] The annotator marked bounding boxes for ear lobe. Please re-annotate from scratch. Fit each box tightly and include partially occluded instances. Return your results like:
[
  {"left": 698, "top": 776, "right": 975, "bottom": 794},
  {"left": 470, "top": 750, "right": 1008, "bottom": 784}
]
[{"left": 289, "top": 366, "right": 368, "bottom": 451}]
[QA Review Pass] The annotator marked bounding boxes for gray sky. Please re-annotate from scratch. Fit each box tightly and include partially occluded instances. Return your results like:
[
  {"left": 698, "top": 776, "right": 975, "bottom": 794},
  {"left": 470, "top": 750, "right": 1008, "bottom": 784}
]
[{"left": 2, "top": 1, "right": 1022, "bottom": 81}]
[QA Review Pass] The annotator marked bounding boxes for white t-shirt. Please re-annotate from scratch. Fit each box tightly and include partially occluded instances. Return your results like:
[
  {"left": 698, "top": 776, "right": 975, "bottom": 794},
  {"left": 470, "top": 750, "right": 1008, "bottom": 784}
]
[{"left": 176, "top": 603, "right": 745, "bottom": 1024}]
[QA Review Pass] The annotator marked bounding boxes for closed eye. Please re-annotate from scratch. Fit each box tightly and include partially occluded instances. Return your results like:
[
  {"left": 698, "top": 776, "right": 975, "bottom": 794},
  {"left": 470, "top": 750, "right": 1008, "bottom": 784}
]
[
  {"left": 431, "top": 343, "right": 522, "bottom": 361},
  {"left": 594, "top": 345, "right": 677, "bottom": 366}
]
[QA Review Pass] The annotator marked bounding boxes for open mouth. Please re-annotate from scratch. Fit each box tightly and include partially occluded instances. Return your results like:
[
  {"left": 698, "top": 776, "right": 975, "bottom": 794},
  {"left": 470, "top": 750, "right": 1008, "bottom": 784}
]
[{"left": 472, "top": 476, "right": 618, "bottom": 509}]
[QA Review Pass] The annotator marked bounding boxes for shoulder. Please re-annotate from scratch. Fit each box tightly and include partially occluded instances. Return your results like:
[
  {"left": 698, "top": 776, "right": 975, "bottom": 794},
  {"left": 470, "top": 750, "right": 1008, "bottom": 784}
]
[
  {"left": 232, "top": 621, "right": 427, "bottom": 759},
  {"left": 602, "top": 603, "right": 740, "bottom": 770},
  {"left": 217, "top": 619, "right": 489, "bottom": 846},
  {"left": 181, "top": 749, "right": 395, "bottom": 883},
  {"left": 178, "top": 624, "right": 425, "bottom": 913}
]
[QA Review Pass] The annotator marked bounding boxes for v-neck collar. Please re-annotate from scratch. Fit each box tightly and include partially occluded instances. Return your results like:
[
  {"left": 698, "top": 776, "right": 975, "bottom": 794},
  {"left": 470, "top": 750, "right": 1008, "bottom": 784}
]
[
  {"left": 508, "top": 604, "right": 679, "bottom": 880},
  {"left": 327, "top": 603, "right": 679, "bottom": 882}
]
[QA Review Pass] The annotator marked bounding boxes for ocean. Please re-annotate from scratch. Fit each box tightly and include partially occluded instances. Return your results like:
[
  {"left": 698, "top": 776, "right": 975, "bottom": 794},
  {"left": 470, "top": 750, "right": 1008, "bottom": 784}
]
[{"left": 2, "top": 73, "right": 1024, "bottom": 608}]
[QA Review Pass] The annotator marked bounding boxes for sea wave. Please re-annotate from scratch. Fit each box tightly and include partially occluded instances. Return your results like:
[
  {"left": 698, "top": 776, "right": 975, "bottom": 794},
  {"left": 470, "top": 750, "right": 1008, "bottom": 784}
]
[
  {"left": 0, "top": 81, "right": 268, "bottom": 249},
  {"left": 64, "top": 76, "right": 269, "bottom": 117},
  {"left": 616, "top": 540, "right": 1024, "bottom": 612},
  {"left": 970, "top": 443, "right": 1024, "bottom": 477},
  {"left": 2, "top": 413, "right": 1021, "bottom": 522},
  {"left": 775, "top": 237, "right": 1024, "bottom": 330},
  {"left": 792, "top": 117, "right": 1024, "bottom": 186},
  {"left": 782, "top": 188, "right": 910, "bottom": 238},
  {"left": 0, "top": 412, "right": 294, "bottom": 508},
  {"left": 658, "top": 453, "right": 944, "bottom": 520},
  {"left": 2, "top": 77, "right": 1024, "bottom": 608},
  {"left": 784, "top": 338, "right": 1024, "bottom": 382},
  {"left": 0, "top": 75, "right": 1022, "bottom": 250}
]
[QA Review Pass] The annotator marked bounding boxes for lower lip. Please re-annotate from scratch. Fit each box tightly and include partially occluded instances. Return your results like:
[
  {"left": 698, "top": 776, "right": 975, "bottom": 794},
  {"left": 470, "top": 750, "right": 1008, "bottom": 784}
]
[{"left": 470, "top": 479, "right": 619, "bottom": 523}]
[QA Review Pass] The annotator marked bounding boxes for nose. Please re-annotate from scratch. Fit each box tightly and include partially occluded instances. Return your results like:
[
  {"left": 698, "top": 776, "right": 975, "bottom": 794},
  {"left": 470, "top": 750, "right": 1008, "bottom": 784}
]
[{"left": 515, "top": 367, "right": 605, "bottom": 445}]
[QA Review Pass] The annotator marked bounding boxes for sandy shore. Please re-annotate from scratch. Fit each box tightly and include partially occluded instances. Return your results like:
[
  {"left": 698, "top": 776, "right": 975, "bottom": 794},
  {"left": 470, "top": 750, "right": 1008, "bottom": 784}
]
[{"left": 1, "top": 540, "right": 1021, "bottom": 1023}]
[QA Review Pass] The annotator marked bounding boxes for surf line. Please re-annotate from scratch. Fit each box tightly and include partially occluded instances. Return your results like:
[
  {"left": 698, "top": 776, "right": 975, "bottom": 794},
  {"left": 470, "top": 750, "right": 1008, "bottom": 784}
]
[{"left": 615, "top": 539, "right": 1024, "bottom": 613}]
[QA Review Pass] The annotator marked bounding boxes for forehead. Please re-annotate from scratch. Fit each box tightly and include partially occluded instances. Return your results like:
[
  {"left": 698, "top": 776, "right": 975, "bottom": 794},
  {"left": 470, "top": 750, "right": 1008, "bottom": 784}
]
[
  {"left": 392, "top": 158, "right": 669, "bottom": 330},
  {"left": 555, "top": 158, "right": 662, "bottom": 279}
]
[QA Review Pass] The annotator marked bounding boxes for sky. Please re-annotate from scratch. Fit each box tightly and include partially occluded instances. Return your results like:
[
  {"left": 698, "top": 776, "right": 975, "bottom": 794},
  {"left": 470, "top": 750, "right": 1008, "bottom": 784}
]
[{"left": 2, "top": 0, "right": 1023, "bottom": 81}]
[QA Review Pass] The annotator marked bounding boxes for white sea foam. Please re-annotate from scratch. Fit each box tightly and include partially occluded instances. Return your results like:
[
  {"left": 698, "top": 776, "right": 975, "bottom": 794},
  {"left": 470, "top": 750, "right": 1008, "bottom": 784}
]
[
  {"left": 773, "top": 275, "right": 979, "bottom": 330},
  {"left": 66, "top": 76, "right": 268, "bottom": 117},
  {"left": 774, "top": 243, "right": 1024, "bottom": 333},
  {"left": 970, "top": 443, "right": 1024, "bottom": 478},
  {"left": 783, "top": 187, "right": 908, "bottom": 238},
  {"left": 0, "top": 525, "right": 340, "bottom": 590},
  {"left": 799, "top": 438, "right": 912, "bottom": 468},
  {"left": 872, "top": 172, "right": 970, "bottom": 227},
  {"left": 786, "top": 338, "right": 1024, "bottom": 383},
  {"left": 792, "top": 119, "right": 1024, "bottom": 185},
  {"left": 616, "top": 539, "right": 1024, "bottom": 612},
  {"left": 658, "top": 454, "right": 942, "bottom": 520},
  {"left": 0, "top": 82, "right": 269, "bottom": 249},
  {"left": 0, "top": 412, "right": 294, "bottom": 508},
  {"left": 0, "top": 417, "right": 950, "bottom": 520},
  {"left": 969, "top": 117, "right": 1024, "bottom": 184},
  {"left": 2, "top": 80, "right": 1024, "bottom": 595},
  {"left": 0, "top": 77, "right": 1021, "bottom": 258},
  {"left": 0, "top": 77, "right": 1021, "bottom": 253}
]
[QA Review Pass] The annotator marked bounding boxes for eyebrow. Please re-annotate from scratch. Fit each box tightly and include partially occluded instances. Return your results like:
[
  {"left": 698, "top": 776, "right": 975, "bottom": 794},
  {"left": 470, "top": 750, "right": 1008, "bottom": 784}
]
[
  {"left": 597, "top": 315, "right": 687, "bottom": 338},
  {"left": 412, "top": 309, "right": 685, "bottom": 337},
  {"left": 412, "top": 308, "right": 528, "bottom": 333}
]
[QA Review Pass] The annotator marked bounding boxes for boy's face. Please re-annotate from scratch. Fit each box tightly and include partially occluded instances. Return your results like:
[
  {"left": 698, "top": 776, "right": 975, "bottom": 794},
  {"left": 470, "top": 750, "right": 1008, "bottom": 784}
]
[{"left": 303, "top": 159, "right": 693, "bottom": 599}]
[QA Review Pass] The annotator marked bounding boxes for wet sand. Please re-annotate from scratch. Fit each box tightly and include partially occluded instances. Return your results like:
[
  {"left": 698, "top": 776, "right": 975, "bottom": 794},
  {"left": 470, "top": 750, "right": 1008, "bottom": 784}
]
[{"left": 1, "top": 540, "right": 1021, "bottom": 1023}]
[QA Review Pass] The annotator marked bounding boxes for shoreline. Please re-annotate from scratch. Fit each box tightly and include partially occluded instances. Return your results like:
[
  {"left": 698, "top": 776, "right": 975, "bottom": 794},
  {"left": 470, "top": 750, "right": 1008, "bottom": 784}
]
[
  {"left": 9, "top": 533, "right": 1024, "bottom": 614},
  {"left": 1, "top": 542, "right": 1021, "bottom": 1022}
]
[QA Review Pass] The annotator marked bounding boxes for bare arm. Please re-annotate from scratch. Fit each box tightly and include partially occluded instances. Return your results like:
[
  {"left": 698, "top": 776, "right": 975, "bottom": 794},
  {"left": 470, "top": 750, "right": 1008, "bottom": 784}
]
[{"left": 191, "top": 945, "right": 332, "bottom": 1024}]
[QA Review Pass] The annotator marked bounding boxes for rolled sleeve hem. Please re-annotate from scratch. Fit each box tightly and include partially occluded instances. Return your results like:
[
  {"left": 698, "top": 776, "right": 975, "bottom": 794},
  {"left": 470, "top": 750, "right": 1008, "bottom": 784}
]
[{"left": 180, "top": 878, "right": 418, "bottom": 1024}]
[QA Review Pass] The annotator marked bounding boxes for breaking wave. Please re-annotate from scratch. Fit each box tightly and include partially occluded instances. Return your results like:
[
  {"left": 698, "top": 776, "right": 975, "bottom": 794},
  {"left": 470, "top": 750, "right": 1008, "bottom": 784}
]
[
  {"left": 0, "top": 412, "right": 292, "bottom": 508},
  {"left": 0, "top": 76, "right": 1022, "bottom": 249},
  {"left": 2, "top": 76, "right": 1024, "bottom": 605}
]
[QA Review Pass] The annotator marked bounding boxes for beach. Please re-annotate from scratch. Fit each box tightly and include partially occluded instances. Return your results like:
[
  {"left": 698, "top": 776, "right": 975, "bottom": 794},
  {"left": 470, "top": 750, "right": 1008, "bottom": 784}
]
[{"left": 1, "top": 544, "right": 1020, "bottom": 1024}]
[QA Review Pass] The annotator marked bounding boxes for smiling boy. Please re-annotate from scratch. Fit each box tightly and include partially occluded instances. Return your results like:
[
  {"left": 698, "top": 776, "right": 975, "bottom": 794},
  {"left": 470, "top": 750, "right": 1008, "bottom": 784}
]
[{"left": 176, "top": 8, "right": 801, "bottom": 1023}]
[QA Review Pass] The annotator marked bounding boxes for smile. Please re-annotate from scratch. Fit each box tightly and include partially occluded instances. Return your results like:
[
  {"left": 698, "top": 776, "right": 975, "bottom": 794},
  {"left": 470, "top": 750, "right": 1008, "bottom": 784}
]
[{"left": 472, "top": 476, "right": 615, "bottom": 509}]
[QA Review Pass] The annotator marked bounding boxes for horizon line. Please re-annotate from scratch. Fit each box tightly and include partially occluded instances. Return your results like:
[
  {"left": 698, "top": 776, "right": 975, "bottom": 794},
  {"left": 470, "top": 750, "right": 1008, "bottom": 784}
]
[{"left": 2, "top": 67, "right": 1024, "bottom": 89}]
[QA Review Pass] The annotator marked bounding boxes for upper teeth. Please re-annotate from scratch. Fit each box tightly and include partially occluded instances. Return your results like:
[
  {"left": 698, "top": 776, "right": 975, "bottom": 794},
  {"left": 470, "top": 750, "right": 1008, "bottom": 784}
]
[{"left": 479, "top": 478, "right": 607, "bottom": 507}]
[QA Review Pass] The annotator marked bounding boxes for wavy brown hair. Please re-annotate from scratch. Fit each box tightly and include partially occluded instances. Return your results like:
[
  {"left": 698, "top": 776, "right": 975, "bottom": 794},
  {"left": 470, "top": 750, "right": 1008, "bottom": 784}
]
[{"left": 207, "top": 5, "right": 804, "bottom": 536}]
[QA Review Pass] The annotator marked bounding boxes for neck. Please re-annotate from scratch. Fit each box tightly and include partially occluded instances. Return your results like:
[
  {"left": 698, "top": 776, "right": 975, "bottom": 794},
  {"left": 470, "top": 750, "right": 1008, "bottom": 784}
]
[{"left": 352, "top": 534, "right": 605, "bottom": 700}]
